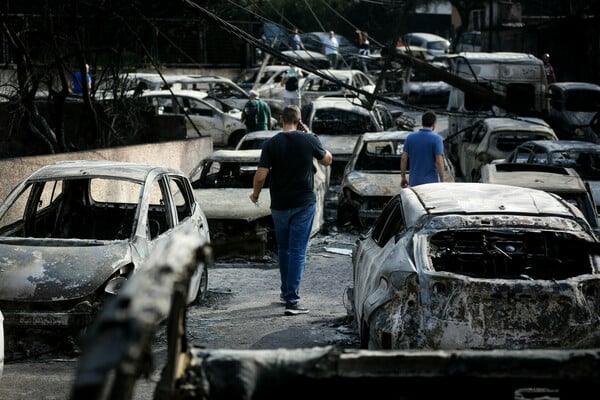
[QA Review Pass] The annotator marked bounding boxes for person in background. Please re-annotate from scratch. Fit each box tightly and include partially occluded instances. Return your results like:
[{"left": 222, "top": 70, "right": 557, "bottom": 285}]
[
  {"left": 356, "top": 29, "right": 371, "bottom": 56},
  {"left": 323, "top": 30, "right": 340, "bottom": 68},
  {"left": 290, "top": 27, "right": 304, "bottom": 51},
  {"left": 543, "top": 53, "right": 557, "bottom": 83},
  {"left": 280, "top": 63, "right": 303, "bottom": 108},
  {"left": 71, "top": 63, "right": 92, "bottom": 95},
  {"left": 250, "top": 105, "right": 332, "bottom": 316},
  {"left": 242, "top": 90, "right": 272, "bottom": 133},
  {"left": 401, "top": 110, "right": 445, "bottom": 187}
]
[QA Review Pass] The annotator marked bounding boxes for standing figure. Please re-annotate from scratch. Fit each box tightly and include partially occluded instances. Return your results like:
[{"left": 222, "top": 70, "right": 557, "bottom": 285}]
[
  {"left": 242, "top": 90, "right": 272, "bottom": 133},
  {"left": 281, "top": 64, "right": 303, "bottom": 108},
  {"left": 356, "top": 29, "right": 371, "bottom": 56},
  {"left": 71, "top": 63, "right": 92, "bottom": 95},
  {"left": 250, "top": 105, "right": 333, "bottom": 315},
  {"left": 290, "top": 27, "right": 304, "bottom": 50},
  {"left": 401, "top": 111, "right": 445, "bottom": 187},
  {"left": 542, "top": 53, "right": 557, "bottom": 83},
  {"left": 323, "top": 30, "right": 340, "bottom": 68}
]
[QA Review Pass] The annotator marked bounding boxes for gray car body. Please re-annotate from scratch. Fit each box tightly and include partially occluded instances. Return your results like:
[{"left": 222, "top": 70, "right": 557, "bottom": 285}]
[
  {"left": 352, "top": 182, "right": 600, "bottom": 350},
  {"left": 480, "top": 162, "right": 599, "bottom": 231},
  {"left": 190, "top": 148, "right": 329, "bottom": 256},
  {"left": 501, "top": 139, "right": 600, "bottom": 215},
  {"left": 0, "top": 160, "right": 210, "bottom": 328}
]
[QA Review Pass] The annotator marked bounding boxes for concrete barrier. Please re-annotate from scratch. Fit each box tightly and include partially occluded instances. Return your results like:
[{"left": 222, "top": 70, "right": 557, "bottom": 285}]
[{"left": 0, "top": 137, "right": 213, "bottom": 204}]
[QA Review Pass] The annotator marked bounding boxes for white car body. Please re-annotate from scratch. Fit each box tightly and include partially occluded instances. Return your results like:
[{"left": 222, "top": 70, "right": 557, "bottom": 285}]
[
  {"left": 300, "top": 69, "right": 376, "bottom": 106},
  {"left": 139, "top": 89, "right": 247, "bottom": 146}
]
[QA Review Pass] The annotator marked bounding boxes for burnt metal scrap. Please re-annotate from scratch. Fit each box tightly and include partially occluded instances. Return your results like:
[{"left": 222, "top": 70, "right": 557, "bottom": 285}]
[
  {"left": 70, "top": 225, "right": 213, "bottom": 400},
  {"left": 177, "top": 346, "right": 600, "bottom": 400}
]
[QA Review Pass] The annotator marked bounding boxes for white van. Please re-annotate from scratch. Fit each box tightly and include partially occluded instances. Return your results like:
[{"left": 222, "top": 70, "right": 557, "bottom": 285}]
[{"left": 445, "top": 52, "right": 548, "bottom": 141}]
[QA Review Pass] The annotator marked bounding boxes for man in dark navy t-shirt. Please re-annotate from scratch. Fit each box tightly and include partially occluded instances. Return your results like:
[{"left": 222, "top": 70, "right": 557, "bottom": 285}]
[{"left": 250, "top": 105, "right": 332, "bottom": 315}]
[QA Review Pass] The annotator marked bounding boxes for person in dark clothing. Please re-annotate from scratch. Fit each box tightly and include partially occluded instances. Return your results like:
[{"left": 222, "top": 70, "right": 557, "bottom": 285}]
[
  {"left": 71, "top": 63, "right": 92, "bottom": 95},
  {"left": 250, "top": 105, "right": 332, "bottom": 315},
  {"left": 242, "top": 90, "right": 272, "bottom": 133},
  {"left": 543, "top": 53, "right": 557, "bottom": 83}
]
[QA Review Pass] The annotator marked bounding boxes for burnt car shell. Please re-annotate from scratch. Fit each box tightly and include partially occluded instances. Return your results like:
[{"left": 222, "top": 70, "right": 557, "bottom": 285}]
[
  {"left": 190, "top": 149, "right": 329, "bottom": 257},
  {"left": 337, "top": 130, "right": 454, "bottom": 227},
  {"left": 0, "top": 160, "right": 210, "bottom": 327},
  {"left": 352, "top": 182, "right": 600, "bottom": 350}
]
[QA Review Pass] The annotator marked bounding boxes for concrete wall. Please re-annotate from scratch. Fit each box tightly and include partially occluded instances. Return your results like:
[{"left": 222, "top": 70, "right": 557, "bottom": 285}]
[{"left": 0, "top": 137, "right": 213, "bottom": 206}]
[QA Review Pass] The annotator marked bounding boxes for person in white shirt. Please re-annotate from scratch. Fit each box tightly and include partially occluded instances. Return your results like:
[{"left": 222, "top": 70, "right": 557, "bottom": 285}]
[
  {"left": 290, "top": 27, "right": 304, "bottom": 50},
  {"left": 323, "top": 30, "right": 339, "bottom": 68},
  {"left": 280, "top": 64, "right": 303, "bottom": 107}
]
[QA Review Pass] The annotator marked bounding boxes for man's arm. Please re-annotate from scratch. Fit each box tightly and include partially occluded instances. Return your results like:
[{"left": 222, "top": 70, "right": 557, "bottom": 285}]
[
  {"left": 435, "top": 154, "right": 445, "bottom": 182},
  {"left": 319, "top": 150, "right": 333, "bottom": 166},
  {"left": 264, "top": 101, "right": 272, "bottom": 129},
  {"left": 400, "top": 152, "right": 409, "bottom": 188},
  {"left": 250, "top": 167, "right": 269, "bottom": 204}
]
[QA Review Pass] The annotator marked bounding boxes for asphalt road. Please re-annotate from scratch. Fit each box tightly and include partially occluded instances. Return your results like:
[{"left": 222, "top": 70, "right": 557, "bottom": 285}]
[{"left": 0, "top": 228, "right": 360, "bottom": 400}]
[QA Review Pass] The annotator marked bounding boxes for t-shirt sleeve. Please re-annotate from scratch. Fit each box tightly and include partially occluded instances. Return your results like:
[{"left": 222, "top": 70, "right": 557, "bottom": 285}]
[
  {"left": 435, "top": 136, "right": 444, "bottom": 155},
  {"left": 258, "top": 141, "right": 272, "bottom": 168},
  {"left": 309, "top": 134, "right": 327, "bottom": 160}
]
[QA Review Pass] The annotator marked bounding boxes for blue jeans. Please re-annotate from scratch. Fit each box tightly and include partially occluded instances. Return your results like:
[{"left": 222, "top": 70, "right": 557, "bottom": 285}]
[{"left": 271, "top": 203, "right": 316, "bottom": 305}]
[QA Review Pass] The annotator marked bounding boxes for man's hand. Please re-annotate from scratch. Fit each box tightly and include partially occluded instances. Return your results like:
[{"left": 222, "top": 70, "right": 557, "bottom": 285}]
[
  {"left": 401, "top": 177, "right": 409, "bottom": 188},
  {"left": 296, "top": 120, "right": 309, "bottom": 132}
]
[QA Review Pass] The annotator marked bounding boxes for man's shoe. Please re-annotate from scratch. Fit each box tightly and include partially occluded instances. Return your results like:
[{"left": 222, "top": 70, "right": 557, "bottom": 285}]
[
  {"left": 279, "top": 294, "right": 285, "bottom": 303},
  {"left": 284, "top": 302, "right": 309, "bottom": 315}
]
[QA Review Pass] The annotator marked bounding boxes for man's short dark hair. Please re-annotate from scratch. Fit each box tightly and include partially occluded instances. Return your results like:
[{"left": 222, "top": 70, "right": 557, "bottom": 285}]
[
  {"left": 281, "top": 105, "right": 301, "bottom": 124},
  {"left": 422, "top": 111, "right": 437, "bottom": 127}
]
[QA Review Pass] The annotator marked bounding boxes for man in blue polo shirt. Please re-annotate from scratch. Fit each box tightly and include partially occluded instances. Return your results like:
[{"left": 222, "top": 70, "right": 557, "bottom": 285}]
[{"left": 400, "top": 110, "right": 445, "bottom": 187}]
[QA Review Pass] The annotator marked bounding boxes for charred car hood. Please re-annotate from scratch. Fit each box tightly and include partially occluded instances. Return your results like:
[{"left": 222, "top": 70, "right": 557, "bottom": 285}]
[
  {"left": 318, "top": 135, "right": 358, "bottom": 159},
  {"left": 0, "top": 239, "right": 131, "bottom": 301},
  {"left": 194, "top": 188, "right": 272, "bottom": 221},
  {"left": 345, "top": 171, "right": 403, "bottom": 196}
]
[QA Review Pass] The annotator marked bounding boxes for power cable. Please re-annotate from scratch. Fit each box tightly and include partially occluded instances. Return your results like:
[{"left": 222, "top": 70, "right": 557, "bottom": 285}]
[
  {"left": 317, "top": 0, "right": 387, "bottom": 49},
  {"left": 183, "top": 0, "right": 413, "bottom": 112},
  {"left": 302, "top": 0, "right": 325, "bottom": 32}
]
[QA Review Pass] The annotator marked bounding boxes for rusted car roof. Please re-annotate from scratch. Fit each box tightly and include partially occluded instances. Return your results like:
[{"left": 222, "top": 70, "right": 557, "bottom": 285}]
[
  {"left": 482, "top": 117, "right": 555, "bottom": 133},
  {"left": 411, "top": 182, "right": 582, "bottom": 218},
  {"left": 481, "top": 163, "right": 587, "bottom": 193}
]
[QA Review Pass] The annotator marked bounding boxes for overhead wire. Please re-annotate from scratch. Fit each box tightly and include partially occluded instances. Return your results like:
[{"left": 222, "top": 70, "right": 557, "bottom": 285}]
[
  {"left": 226, "top": 0, "right": 340, "bottom": 76},
  {"left": 318, "top": 0, "right": 390, "bottom": 49},
  {"left": 302, "top": 0, "right": 325, "bottom": 32},
  {"left": 182, "top": 0, "right": 415, "bottom": 112}
]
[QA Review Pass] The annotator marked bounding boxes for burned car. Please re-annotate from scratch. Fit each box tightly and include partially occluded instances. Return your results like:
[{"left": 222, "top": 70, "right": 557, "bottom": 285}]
[
  {"left": 480, "top": 162, "right": 599, "bottom": 231},
  {"left": 190, "top": 149, "right": 329, "bottom": 257},
  {"left": 303, "top": 96, "right": 396, "bottom": 183},
  {"left": 300, "top": 69, "right": 375, "bottom": 107},
  {"left": 545, "top": 81, "right": 600, "bottom": 143},
  {"left": 0, "top": 160, "right": 211, "bottom": 329},
  {"left": 351, "top": 182, "right": 600, "bottom": 350},
  {"left": 401, "top": 61, "right": 452, "bottom": 106},
  {"left": 500, "top": 139, "right": 600, "bottom": 214},
  {"left": 234, "top": 129, "right": 280, "bottom": 151},
  {"left": 445, "top": 116, "right": 558, "bottom": 181},
  {"left": 337, "top": 130, "right": 455, "bottom": 227},
  {"left": 138, "top": 89, "right": 248, "bottom": 146}
]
